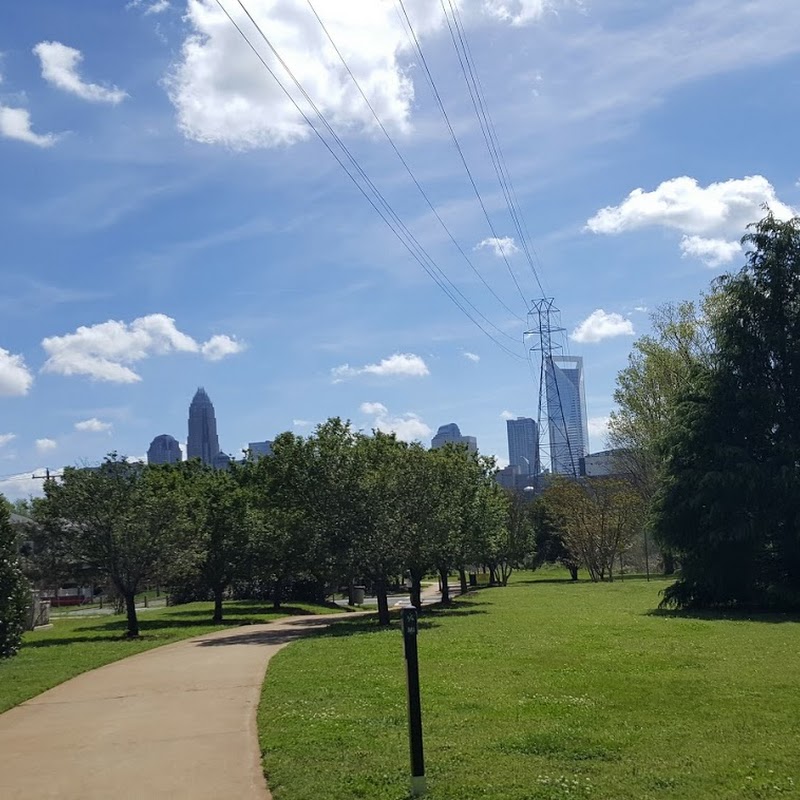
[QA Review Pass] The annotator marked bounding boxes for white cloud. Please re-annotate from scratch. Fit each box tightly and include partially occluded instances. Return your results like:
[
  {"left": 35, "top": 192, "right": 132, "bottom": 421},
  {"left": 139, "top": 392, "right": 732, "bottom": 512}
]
[
  {"left": 500, "top": 410, "right": 516, "bottom": 420},
  {"left": 0, "top": 433, "right": 15, "bottom": 447},
  {"left": 0, "top": 348, "right": 34, "bottom": 396},
  {"left": 494, "top": 455, "right": 510, "bottom": 469},
  {"left": 483, "top": 0, "right": 551, "bottom": 26},
  {"left": 463, "top": 351, "right": 481, "bottom": 363},
  {"left": 361, "top": 403, "right": 432, "bottom": 443},
  {"left": 360, "top": 401, "right": 388, "bottom": 416},
  {"left": 0, "top": 105, "right": 59, "bottom": 147},
  {"left": 292, "top": 419, "right": 312, "bottom": 428},
  {"left": 33, "top": 41, "right": 127, "bottom": 104},
  {"left": 36, "top": 438, "right": 57, "bottom": 452},
  {"left": 0, "top": 469, "right": 62, "bottom": 501},
  {"left": 679, "top": 235, "right": 742, "bottom": 268},
  {"left": 74, "top": 418, "right": 112, "bottom": 433},
  {"left": 633, "top": 305, "right": 649, "bottom": 313},
  {"left": 586, "top": 176, "right": 795, "bottom": 266},
  {"left": 571, "top": 309, "right": 634, "bottom": 344},
  {"left": 201, "top": 334, "right": 246, "bottom": 361},
  {"left": 588, "top": 416, "right": 609, "bottom": 438},
  {"left": 41, "top": 313, "right": 242, "bottom": 383},
  {"left": 475, "top": 236, "right": 520, "bottom": 258},
  {"left": 332, "top": 352, "right": 429, "bottom": 382},
  {"left": 127, "top": 0, "right": 170, "bottom": 11},
  {"left": 166, "top": 0, "right": 551, "bottom": 150}
]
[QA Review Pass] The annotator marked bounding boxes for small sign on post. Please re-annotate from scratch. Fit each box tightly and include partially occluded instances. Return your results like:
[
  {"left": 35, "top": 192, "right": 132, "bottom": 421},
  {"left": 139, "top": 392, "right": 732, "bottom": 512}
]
[{"left": 402, "top": 607, "right": 426, "bottom": 796}]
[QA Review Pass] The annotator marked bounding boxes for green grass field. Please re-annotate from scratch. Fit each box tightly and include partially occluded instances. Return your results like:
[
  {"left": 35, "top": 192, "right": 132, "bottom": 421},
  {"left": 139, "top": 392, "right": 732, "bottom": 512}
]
[
  {"left": 0, "top": 599, "right": 342, "bottom": 715},
  {"left": 259, "top": 574, "right": 800, "bottom": 800}
]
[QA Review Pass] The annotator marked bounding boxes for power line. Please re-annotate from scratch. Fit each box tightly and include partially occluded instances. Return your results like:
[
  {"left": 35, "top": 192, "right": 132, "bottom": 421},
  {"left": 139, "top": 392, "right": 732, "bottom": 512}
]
[
  {"left": 441, "top": 0, "right": 546, "bottom": 297},
  {"left": 218, "top": 0, "right": 524, "bottom": 361},
  {"left": 305, "top": 0, "right": 524, "bottom": 328},
  {"left": 394, "top": 0, "right": 532, "bottom": 308}
]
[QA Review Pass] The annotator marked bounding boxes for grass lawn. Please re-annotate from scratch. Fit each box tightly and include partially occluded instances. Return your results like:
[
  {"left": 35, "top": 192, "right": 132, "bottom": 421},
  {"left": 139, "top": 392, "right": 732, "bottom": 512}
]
[
  {"left": 259, "top": 573, "right": 800, "bottom": 800},
  {"left": 0, "top": 599, "right": 343, "bottom": 715}
]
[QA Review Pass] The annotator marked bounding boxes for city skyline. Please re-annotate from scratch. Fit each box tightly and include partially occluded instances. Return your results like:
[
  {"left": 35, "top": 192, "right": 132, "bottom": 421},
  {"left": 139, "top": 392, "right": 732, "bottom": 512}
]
[
  {"left": 506, "top": 417, "right": 539, "bottom": 477},
  {"left": 187, "top": 387, "right": 221, "bottom": 467},
  {"left": 546, "top": 355, "right": 590, "bottom": 476}
]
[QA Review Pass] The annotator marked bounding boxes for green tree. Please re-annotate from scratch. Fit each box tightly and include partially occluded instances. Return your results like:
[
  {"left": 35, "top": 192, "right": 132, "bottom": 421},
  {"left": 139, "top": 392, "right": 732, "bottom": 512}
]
[
  {"left": 38, "top": 456, "right": 184, "bottom": 637},
  {"left": 0, "top": 498, "right": 30, "bottom": 658},
  {"left": 656, "top": 213, "right": 800, "bottom": 610},
  {"left": 530, "top": 497, "right": 580, "bottom": 580}
]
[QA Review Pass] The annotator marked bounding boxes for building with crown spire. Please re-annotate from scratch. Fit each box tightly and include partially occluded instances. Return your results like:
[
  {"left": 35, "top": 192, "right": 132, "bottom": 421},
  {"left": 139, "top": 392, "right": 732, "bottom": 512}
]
[{"left": 187, "top": 387, "right": 221, "bottom": 466}]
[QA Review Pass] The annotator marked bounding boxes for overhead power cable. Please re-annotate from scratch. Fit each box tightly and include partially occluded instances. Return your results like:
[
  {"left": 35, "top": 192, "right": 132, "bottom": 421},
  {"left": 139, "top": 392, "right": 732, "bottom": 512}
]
[
  {"left": 394, "top": 0, "right": 532, "bottom": 308},
  {"left": 217, "top": 0, "right": 524, "bottom": 360},
  {"left": 305, "top": 0, "right": 524, "bottom": 327},
  {"left": 441, "top": 0, "right": 546, "bottom": 297}
]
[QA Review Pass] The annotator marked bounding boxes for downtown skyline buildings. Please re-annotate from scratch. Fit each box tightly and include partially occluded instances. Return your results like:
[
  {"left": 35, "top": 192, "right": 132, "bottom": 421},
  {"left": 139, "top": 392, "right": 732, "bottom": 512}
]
[{"left": 544, "top": 355, "right": 590, "bottom": 476}]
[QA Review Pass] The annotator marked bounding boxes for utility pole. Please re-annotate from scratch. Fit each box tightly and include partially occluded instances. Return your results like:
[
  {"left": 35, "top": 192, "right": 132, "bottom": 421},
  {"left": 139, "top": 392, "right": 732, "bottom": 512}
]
[{"left": 32, "top": 467, "right": 53, "bottom": 485}]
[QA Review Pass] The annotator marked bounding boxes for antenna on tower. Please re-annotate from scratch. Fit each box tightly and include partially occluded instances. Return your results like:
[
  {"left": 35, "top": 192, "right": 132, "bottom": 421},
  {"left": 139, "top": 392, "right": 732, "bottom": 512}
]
[{"left": 525, "top": 298, "right": 578, "bottom": 484}]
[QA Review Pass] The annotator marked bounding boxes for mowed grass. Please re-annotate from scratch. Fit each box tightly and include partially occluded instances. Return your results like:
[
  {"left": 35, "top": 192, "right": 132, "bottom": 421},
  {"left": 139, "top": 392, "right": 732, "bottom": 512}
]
[
  {"left": 259, "top": 574, "right": 800, "bottom": 800},
  {"left": 0, "top": 599, "right": 343, "bottom": 715}
]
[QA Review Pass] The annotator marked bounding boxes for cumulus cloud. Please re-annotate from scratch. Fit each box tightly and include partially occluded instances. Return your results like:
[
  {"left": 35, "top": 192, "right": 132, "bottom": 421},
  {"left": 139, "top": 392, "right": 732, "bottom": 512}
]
[
  {"left": 74, "top": 418, "right": 112, "bottom": 433},
  {"left": 41, "top": 313, "right": 243, "bottom": 383},
  {"left": 500, "top": 410, "right": 516, "bottom": 420},
  {"left": 0, "top": 433, "right": 16, "bottom": 447},
  {"left": 128, "top": 0, "right": 170, "bottom": 13},
  {"left": 361, "top": 402, "right": 432, "bottom": 443},
  {"left": 292, "top": 419, "right": 312, "bottom": 428},
  {"left": 0, "top": 348, "right": 34, "bottom": 396},
  {"left": 166, "top": 0, "right": 555, "bottom": 150},
  {"left": 679, "top": 235, "right": 742, "bottom": 268},
  {"left": 588, "top": 416, "right": 609, "bottom": 446},
  {"left": 571, "top": 309, "right": 634, "bottom": 344},
  {"left": 586, "top": 175, "right": 795, "bottom": 265},
  {"left": 463, "top": 351, "right": 481, "bottom": 362},
  {"left": 36, "top": 438, "right": 57, "bottom": 452},
  {"left": 0, "top": 105, "right": 59, "bottom": 147},
  {"left": 201, "top": 334, "right": 246, "bottom": 361},
  {"left": 332, "top": 352, "right": 429, "bottom": 382},
  {"left": 475, "top": 236, "right": 519, "bottom": 258},
  {"left": 33, "top": 41, "right": 127, "bottom": 104}
]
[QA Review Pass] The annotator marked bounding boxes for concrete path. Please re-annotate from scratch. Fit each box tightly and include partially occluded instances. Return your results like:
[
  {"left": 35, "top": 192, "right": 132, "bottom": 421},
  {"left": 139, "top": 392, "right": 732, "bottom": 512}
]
[
  {"left": 0, "top": 612, "right": 360, "bottom": 800},
  {"left": 0, "top": 585, "right": 462, "bottom": 800}
]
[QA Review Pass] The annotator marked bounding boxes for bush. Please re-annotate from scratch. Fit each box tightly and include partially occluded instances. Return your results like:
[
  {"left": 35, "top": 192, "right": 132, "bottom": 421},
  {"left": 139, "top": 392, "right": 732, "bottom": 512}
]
[{"left": 0, "top": 502, "right": 30, "bottom": 658}]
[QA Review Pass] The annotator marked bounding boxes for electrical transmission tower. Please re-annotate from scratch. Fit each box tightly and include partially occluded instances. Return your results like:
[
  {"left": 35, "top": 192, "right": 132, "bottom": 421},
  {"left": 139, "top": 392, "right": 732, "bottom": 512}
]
[{"left": 525, "top": 298, "right": 578, "bottom": 485}]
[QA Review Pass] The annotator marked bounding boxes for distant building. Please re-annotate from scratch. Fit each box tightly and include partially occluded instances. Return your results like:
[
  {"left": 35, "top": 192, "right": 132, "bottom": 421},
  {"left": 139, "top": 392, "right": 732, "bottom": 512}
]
[
  {"left": 581, "top": 448, "right": 629, "bottom": 478},
  {"left": 431, "top": 423, "right": 477, "bottom": 453},
  {"left": 546, "top": 355, "right": 589, "bottom": 476},
  {"left": 147, "top": 434, "right": 182, "bottom": 465},
  {"left": 212, "top": 452, "right": 232, "bottom": 471},
  {"left": 187, "top": 387, "right": 221, "bottom": 466},
  {"left": 248, "top": 440, "right": 273, "bottom": 459},
  {"left": 506, "top": 417, "right": 539, "bottom": 476}
]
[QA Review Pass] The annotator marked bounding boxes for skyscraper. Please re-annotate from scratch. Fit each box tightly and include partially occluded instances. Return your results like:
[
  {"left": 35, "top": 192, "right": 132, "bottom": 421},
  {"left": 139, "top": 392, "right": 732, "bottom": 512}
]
[
  {"left": 506, "top": 417, "right": 539, "bottom": 476},
  {"left": 187, "top": 387, "right": 221, "bottom": 466},
  {"left": 431, "top": 423, "right": 478, "bottom": 453},
  {"left": 546, "top": 355, "right": 589, "bottom": 475},
  {"left": 147, "top": 434, "right": 182, "bottom": 465}
]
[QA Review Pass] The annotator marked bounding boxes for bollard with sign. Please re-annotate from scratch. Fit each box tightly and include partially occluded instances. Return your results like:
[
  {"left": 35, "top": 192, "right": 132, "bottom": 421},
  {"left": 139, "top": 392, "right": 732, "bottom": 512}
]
[{"left": 402, "top": 607, "right": 426, "bottom": 796}]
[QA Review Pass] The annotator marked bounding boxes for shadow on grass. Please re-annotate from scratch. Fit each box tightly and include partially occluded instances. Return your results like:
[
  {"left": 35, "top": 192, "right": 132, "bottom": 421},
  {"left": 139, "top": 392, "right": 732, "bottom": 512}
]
[{"left": 646, "top": 607, "right": 800, "bottom": 624}]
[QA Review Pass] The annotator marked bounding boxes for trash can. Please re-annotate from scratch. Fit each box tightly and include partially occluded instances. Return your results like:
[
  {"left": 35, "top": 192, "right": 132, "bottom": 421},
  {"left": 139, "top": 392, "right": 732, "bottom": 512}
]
[{"left": 353, "top": 586, "right": 366, "bottom": 605}]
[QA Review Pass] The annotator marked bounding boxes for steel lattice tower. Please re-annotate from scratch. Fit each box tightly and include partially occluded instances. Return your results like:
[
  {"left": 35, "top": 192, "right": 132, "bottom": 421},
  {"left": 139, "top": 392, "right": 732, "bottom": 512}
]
[{"left": 525, "top": 298, "right": 578, "bottom": 483}]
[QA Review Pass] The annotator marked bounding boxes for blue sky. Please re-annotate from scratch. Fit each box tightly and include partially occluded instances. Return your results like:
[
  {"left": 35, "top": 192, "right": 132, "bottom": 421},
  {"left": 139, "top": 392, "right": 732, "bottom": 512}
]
[{"left": 2, "top": 0, "right": 799, "bottom": 499}]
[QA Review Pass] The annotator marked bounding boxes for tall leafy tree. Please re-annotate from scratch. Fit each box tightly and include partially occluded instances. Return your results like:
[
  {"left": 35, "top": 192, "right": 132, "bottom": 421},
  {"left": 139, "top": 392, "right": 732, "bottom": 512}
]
[
  {"left": 1, "top": 498, "right": 30, "bottom": 658},
  {"left": 656, "top": 213, "right": 800, "bottom": 610}
]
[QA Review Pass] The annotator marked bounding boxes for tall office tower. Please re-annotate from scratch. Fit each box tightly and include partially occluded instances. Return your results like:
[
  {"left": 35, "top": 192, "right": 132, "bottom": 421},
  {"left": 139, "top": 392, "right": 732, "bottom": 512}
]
[
  {"left": 506, "top": 417, "right": 539, "bottom": 476},
  {"left": 248, "top": 440, "right": 273, "bottom": 459},
  {"left": 147, "top": 434, "right": 182, "bottom": 465},
  {"left": 187, "top": 387, "right": 221, "bottom": 466},
  {"left": 431, "top": 423, "right": 478, "bottom": 453},
  {"left": 546, "top": 355, "right": 589, "bottom": 475}
]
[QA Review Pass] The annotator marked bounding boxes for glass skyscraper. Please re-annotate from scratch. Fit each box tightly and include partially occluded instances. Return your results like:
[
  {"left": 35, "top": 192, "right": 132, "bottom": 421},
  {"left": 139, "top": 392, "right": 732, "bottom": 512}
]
[
  {"left": 187, "top": 387, "right": 220, "bottom": 466},
  {"left": 147, "top": 434, "right": 182, "bottom": 465},
  {"left": 506, "top": 417, "right": 539, "bottom": 476},
  {"left": 431, "top": 423, "right": 478, "bottom": 453},
  {"left": 546, "top": 355, "right": 589, "bottom": 475}
]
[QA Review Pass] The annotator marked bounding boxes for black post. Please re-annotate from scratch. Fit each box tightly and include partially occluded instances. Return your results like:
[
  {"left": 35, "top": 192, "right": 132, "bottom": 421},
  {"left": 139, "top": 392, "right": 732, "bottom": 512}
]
[
  {"left": 402, "top": 608, "right": 426, "bottom": 796},
  {"left": 643, "top": 527, "right": 651, "bottom": 582}
]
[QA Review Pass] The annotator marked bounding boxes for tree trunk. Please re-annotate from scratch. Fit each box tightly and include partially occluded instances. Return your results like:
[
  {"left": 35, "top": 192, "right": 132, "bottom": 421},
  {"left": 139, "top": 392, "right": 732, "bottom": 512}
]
[
  {"left": 410, "top": 575, "right": 422, "bottom": 611},
  {"left": 663, "top": 550, "right": 676, "bottom": 575},
  {"left": 375, "top": 577, "right": 390, "bottom": 626},
  {"left": 273, "top": 579, "right": 283, "bottom": 610},
  {"left": 569, "top": 565, "right": 579, "bottom": 581},
  {"left": 213, "top": 586, "right": 224, "bottom": 623},
  {"left": 439, "top": 567, "right": 450, "bottom": 604},
  {"left": 124, "top": 592, "right": 139, "bottom": 638},
  {"left": 459, "top": 567, "right": 468, "bottom": 595},
  {"left": 488, "top": 565, "right": 497, "bottom": 585},
  {"left": 347, "top": 578, "right": 356, "bottom": 607}
]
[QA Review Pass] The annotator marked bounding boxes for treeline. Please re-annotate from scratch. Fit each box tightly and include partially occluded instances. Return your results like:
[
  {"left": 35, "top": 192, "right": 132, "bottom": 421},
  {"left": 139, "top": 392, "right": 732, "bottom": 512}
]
[
  {"left": 609, "top": 213, "right": 800, "bottom": 611},
  {"left": 20, "top": 420, "right": 535, "bottom": 638}
]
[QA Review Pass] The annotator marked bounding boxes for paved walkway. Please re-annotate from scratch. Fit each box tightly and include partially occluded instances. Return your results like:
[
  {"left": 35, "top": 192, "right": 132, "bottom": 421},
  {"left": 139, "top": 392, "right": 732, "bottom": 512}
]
[{"left": 0, "top": 585, "right": 461, "bottom": 800}]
